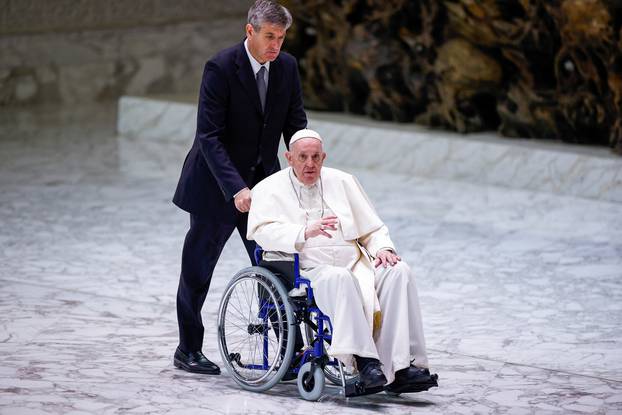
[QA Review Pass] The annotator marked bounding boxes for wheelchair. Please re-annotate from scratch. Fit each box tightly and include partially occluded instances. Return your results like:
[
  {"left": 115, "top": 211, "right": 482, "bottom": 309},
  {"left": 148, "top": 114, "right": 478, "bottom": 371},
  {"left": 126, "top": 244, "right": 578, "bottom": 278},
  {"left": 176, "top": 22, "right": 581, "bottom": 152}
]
[{"left": 217, "top": 248, "right": 437, "bottom": 401}]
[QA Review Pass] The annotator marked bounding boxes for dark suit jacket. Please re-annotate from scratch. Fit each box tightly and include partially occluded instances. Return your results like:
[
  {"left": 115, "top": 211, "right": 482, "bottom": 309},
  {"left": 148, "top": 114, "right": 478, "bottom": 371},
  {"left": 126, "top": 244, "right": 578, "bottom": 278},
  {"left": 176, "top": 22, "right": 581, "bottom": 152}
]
[{"left": 173, "top": 41, "right": 307, "bottom": 217}]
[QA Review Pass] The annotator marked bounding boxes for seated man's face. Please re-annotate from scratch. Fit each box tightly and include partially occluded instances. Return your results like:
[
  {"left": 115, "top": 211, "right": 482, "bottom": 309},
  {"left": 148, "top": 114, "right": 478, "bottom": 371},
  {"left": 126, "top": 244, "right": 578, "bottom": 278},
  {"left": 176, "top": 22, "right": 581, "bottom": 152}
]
[{"left": 285, "top": 138, "right": 326, "bottom": 186}]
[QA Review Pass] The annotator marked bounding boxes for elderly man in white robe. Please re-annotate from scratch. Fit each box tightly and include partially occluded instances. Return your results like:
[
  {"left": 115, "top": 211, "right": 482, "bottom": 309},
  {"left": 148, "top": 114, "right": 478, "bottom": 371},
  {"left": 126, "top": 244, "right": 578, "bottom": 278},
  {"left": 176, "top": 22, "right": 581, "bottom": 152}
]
[{"left": 246, "top": 128, "right": 438, "bottom": 393}]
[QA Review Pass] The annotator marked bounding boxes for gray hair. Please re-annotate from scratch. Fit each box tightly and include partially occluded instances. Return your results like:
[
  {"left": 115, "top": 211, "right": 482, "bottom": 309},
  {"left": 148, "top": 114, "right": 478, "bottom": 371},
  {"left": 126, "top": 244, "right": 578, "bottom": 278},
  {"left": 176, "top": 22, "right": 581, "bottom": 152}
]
[{"left": 247, "top": 0, "right": 292, "bottom": 31}]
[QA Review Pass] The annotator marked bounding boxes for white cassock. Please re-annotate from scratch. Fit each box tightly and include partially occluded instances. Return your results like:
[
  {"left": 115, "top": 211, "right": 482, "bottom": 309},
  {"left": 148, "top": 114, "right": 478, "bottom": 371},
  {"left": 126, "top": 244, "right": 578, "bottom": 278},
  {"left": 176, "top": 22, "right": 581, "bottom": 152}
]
[{"left": 247, "top": 166, "right": 428, "bottom": 383}]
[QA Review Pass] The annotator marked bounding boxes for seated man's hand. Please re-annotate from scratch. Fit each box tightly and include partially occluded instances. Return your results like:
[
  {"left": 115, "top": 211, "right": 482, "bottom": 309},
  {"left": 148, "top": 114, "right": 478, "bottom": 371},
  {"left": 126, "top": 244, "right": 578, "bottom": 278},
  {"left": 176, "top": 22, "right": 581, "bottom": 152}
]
[
  {"left": 305, "top": 215, "right": 338, "bottom": 240},
  {"left": 374, "top": 249, "right": 401, "bottom": 268},
  {"left": 234, "top": 187, "right": 252, "bottom": 213}
]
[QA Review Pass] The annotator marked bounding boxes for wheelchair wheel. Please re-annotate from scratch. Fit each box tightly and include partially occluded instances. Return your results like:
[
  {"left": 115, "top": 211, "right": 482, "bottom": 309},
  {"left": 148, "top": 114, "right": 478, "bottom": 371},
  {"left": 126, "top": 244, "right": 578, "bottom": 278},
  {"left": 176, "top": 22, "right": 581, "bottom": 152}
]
[
  {"left": 297, "top": 362, "right": 325, "bottom": 401},
  {"left": 217, "top": 266, "right": 296, "bottom": 392},
  {"left": 303, "top": 317, "right": 359, "bottom": 386}
]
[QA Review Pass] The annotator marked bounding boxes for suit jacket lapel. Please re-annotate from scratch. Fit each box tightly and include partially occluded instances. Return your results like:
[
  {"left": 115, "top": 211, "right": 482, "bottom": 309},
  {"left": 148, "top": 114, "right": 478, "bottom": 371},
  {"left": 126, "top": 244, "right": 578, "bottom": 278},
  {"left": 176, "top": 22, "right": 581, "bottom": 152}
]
[{"left": 234, "top": 42, "right": 263, "bottom": 116}]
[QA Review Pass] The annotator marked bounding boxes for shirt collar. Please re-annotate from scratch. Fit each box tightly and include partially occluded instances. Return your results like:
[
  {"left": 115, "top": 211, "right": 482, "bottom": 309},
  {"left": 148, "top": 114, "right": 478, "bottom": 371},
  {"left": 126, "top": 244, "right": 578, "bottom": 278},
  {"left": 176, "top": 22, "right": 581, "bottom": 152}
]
[{"left": 244, "top": 38, "right": 270, "bottom": 76}]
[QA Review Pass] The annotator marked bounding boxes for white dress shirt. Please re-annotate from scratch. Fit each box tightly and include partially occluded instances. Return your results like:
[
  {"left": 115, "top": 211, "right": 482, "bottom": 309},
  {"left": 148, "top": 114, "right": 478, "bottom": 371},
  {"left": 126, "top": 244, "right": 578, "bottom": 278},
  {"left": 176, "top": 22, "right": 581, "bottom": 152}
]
[{"left": 244, "top": 38, "right": 269, "bottom": 87}]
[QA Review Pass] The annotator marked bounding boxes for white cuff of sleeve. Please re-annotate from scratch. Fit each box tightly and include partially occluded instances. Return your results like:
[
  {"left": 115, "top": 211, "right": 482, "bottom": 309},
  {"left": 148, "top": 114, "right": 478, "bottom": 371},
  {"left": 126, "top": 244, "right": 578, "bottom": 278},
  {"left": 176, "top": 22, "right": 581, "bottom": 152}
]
[{"left": 294, "top": 227, "right": 306, "bottom": 251}]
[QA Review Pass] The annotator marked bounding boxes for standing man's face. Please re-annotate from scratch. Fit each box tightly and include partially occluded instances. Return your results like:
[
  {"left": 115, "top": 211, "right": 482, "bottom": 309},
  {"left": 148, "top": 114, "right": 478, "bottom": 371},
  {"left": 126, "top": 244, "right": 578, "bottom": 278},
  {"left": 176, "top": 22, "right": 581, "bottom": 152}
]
[{"left": 246, "top": 23, "right": 286, "bottom": 64}]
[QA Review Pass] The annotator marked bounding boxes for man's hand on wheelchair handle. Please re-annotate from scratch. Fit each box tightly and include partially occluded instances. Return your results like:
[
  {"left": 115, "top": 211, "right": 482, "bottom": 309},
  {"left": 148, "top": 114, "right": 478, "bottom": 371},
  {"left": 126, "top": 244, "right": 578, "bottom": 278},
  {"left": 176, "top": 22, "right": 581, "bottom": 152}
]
[
  {"left": 374, "top": 249, "right": 401, "bottom": 268},
  {"left": 234, "top": 187, "right": 252, "bottom": 212},
  {"left": 304, "top": 216, "right": 338, "bottom": 240}
]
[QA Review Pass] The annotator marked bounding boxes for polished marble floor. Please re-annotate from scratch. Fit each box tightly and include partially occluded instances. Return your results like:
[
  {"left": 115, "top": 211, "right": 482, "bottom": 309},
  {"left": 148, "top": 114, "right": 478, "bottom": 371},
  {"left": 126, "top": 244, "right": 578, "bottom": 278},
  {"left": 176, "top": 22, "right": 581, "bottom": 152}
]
[{"left": 1, "top": 103, "right": 621, "bottom": 414}]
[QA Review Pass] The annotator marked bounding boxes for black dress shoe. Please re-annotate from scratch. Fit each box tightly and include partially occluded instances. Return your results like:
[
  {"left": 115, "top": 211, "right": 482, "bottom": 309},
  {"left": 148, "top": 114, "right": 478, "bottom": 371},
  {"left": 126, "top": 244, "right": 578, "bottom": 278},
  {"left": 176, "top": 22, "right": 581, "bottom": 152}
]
[
  {"left": 396, "top": 366, "right": 431, "bottom": 382},
  {"left": 358, "top": 361, "right": 387, "bottom": 389},
  {"left": 385, "top": 365, "right": 438, "bottom": 394},
  {"left": 174, "top": 348, "right": 221, "bottom": 375}
]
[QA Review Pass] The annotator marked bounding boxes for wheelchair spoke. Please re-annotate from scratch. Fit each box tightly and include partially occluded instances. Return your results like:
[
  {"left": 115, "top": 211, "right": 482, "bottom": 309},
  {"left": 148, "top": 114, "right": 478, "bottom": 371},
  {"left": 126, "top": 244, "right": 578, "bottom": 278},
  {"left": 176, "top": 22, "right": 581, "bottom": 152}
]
[
  {"left": 224, "top": 315, "right": 253, "bottom": 330},
  {"left": 246, "top": 331, "right": 254, "bottom": 364},
  {"left": 230, "top": 287, "right": 249, "bottom": 323},
  {"left": 240, "top": 278, "right": 253, "bottom": 325},
  {"left": 226, "top": 342, "right": 253, "bottom": 363},
  {"left": 244, "top": 281, "right": 255, "bottom": 328},
  {"left": 253, "top": 329, "right": 260, "bottom": 366},
  {"left": 251, "top": 279, "right": 259, "bottom": 320},
  {"left": 224, "top": 334, "right": 250, "bottom": 349},
  {"left": 228, "top": 304, "right": 249, "bottom": 327},
  {"left": 224, "top": 320, "right": 251, "bottom": 334}
]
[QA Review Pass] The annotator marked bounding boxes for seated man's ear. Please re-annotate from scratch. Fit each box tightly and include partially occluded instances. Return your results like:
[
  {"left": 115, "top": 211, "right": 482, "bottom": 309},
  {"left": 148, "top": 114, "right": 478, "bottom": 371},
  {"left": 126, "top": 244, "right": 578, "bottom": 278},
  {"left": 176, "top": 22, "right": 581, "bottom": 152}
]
[{"left": 285, "top": 151, "right": 292, "bottom": 165}]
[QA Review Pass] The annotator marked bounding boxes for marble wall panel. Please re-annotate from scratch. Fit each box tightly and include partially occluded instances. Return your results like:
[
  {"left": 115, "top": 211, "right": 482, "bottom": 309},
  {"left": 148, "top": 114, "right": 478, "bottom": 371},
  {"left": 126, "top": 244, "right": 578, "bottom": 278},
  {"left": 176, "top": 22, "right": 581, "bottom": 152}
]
[
  {"left": 0, "top": 17, "right": 247, "bottom": 105},
  {"left": 0, "top": 0, "right": 249, "bottom": 35},
  {"left": 116, "top": 96, "right": 622, "bottom": 204}
]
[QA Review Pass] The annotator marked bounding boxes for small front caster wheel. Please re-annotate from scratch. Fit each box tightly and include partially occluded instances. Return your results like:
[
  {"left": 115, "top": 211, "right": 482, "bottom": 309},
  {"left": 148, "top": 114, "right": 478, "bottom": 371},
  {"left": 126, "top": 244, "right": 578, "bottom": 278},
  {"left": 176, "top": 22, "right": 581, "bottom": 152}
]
[{"left": 297, "top": 362, "right": 325, "bottom": 401}]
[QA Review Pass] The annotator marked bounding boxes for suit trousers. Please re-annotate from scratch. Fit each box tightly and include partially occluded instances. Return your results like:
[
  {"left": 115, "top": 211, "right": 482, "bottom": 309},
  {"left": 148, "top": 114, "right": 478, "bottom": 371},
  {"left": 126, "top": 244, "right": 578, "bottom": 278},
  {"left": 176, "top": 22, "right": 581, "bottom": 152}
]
[{"left": 176, "top": 210, "right": 256, "bottom": 353}]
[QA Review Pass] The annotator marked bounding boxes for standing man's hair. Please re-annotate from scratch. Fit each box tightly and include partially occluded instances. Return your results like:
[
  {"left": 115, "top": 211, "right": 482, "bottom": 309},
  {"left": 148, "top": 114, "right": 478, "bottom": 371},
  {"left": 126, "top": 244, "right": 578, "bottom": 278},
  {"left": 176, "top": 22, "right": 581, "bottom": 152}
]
[{"left": 247, "top": 0, "right": 293, "bottom": 31}]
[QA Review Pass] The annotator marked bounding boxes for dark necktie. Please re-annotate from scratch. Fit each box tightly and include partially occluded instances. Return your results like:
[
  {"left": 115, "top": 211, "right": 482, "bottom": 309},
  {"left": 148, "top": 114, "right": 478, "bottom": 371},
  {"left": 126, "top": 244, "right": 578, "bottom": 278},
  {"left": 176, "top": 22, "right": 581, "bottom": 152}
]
[{"left": 256, "top": 66, "right": 267, "bottom": 111}]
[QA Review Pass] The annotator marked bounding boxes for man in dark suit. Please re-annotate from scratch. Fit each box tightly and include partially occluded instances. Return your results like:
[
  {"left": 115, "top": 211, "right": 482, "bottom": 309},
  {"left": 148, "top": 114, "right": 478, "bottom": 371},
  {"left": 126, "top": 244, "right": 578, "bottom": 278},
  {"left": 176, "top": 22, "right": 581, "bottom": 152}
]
[{"left": 172, "top": 0, "right": 307, "bottom": 374}]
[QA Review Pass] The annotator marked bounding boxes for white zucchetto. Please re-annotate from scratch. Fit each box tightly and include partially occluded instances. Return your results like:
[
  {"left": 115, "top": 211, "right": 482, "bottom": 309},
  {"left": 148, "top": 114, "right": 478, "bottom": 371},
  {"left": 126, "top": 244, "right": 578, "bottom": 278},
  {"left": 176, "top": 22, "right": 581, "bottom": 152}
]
[{"left": 289, "top": 128, "right": 323, "bottom": 146}]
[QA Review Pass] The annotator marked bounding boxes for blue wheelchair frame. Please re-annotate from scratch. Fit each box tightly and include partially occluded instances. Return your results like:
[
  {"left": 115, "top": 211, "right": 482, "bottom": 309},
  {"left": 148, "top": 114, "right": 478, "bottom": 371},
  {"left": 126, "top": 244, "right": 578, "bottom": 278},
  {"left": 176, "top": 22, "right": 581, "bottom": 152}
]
[{"left": 252, "top": 247, "right": 344, "bottom": 379}]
